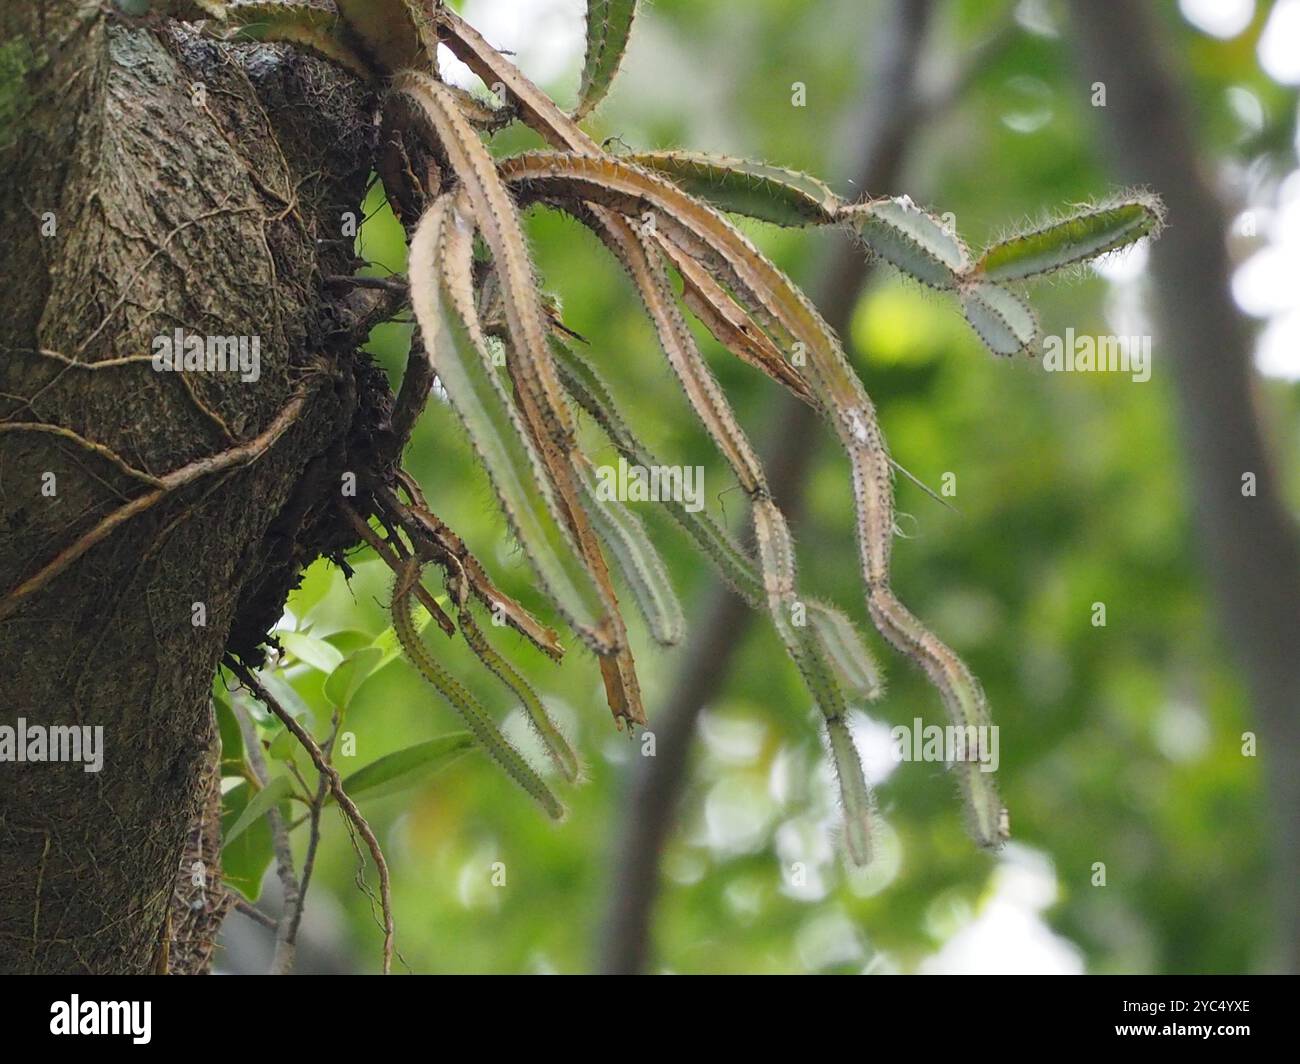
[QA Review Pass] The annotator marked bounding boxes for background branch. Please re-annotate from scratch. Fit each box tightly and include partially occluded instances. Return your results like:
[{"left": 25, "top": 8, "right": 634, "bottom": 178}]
[
  {"left": 1069, "top": 0, "right": 1300, "bottom": 974},
  {"left": 226, "top": 658, "right": 396, "bottom": 975},
  {"left": 231, "top": 698, "right": 301, "bottom": 975}
]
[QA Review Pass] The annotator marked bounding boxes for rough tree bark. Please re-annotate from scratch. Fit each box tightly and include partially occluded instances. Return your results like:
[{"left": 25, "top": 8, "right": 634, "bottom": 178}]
[{"left": 0, "top": 2, "right": 393, "bottom": 973}]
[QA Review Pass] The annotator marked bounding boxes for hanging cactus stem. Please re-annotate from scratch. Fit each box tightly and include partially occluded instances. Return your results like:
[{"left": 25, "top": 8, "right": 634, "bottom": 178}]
[{"left": 179, "top": 0, "right": 1164, "bottom": 862}]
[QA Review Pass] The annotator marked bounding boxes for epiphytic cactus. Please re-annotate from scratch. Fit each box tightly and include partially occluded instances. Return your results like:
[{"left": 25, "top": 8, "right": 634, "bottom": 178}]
[{"left": 189, "top": 0, "right": 1162, "bottom": 862}]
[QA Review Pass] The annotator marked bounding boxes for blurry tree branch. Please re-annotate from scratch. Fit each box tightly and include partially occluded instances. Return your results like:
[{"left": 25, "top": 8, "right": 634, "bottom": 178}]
[
  {"left": 1070, "top": 0, "right": 1300, "bottom": 973},
  {"left": 230, "top": 699, "right": 301, "bottom": 974},
  {"left": 597, "top": 0, "right": 937, "bottom": 975}
]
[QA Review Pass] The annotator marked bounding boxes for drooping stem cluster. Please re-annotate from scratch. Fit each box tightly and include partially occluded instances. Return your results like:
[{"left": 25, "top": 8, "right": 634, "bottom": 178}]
[{"left": 195, "top": 0, "right": 1163, "bottom": 859}]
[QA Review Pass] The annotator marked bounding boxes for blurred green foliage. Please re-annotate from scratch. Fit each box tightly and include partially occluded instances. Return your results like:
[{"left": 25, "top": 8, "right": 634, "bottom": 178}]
[{"left": 216, "top": 0, "right": 1298, "bottom": 973}]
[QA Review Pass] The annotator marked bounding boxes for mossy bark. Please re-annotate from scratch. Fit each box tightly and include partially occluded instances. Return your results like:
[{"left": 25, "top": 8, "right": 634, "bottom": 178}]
[{"left": 0, "top": 3, "right": 390, "bottom": 973}]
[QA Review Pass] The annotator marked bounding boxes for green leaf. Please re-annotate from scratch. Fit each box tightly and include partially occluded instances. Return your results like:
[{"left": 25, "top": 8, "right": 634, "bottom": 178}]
[
  {"left": 323, "top": 629, "right": 377, "bottom": 658},
  {"left": 220, "top": 781, "right": 276, "bottom": 900},
  {"left": 286, "top": 557, "right": 336, "bottom": 622},
  {"left": 251, "top": 670, "right": 314, "bottom": 730},
  {"left": 576, "top": 0, "right": 638, "bottom": 120},
  {"left": 337, "top": 733, "right": 476, "bottom": 803},
  {"left": 267, "top": 728, "right": 298, "bottom": 762},
  {"left": 222, "top": 775, "right": 292, "bottom": 850},
  {"left": 627, "top": 152, "right": 838, "bottom": 227},
  {"left": 213, "top": 684, "right": 244, "bottom": 775},
  {"left": 325, "top": 646, "right": 385, "bottom": 708},
  {"left": 961, "top": 282, "right": 1039, "bottom": 356},
  {"left": 975, "top": 197, "right": 1164, "bottom": 282},
  {"left": 279, "top": 630, "right": 344, "bottom": 674}
]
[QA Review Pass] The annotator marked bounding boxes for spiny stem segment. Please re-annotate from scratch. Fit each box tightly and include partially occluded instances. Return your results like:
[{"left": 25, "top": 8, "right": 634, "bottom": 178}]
[
  {"left": 974, "top": 196, "right": 1165, "bottom": 282},
  {"left": 392, "top": 558, "right": 564, "bottom": 819},
  {"left": 334, "top": 0, "right": 436, "bottom": 76},
  {"left": 456, "top": 604, "right": 580, "bottom": 784},
  {"left": 577, "top": 470, "right": 686, "bottom": 648},
  {"left": 842, "top": 198, "right": 971, "bottom": 290},
  {"left": 960, "top": 282, "right": 1039, "bottom": 358},
  {"left": 587, "top": 152, "right": 1158, "bottom": 354},
  {"left": 367, "top": 484, "right": 579, "bottom": 780},
  {"left": 436, "top": 177, "right": 645, "bottom": 724},
  {"left": 576, "top": 1, "right": 639, "bottom": 120},
  {"left": 660, "top": 239, "right": 815, "bottom": 404},
  {"left": 400, "top": 131, "right": 645, "bottom": 724},
  {"left": 552, "top": 336, "right": 885, "bottom": 708},
  {"left": 627, "top": 151, "right": 838, "bottom": 227},
  {"left": 807, "top": 602, "right": 884, "bottom": 702},
  {"left": 753, "top": 501, "right": 877, "bottom": 866},
  {"left": 196, "top": 1, "right": 372, "bottom": 79},
  {"left": 549, "top": 336, "right": 765, "bottom": 605},
  {"left": 405, "top": 193, "right": 611, "bottom": 656}
]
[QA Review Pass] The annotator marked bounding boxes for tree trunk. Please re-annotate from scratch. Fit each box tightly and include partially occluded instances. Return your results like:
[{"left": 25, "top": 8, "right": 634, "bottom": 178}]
[{"left": 0, "top": 2, "right": 388, "bottom": 974}]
